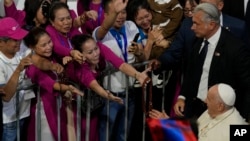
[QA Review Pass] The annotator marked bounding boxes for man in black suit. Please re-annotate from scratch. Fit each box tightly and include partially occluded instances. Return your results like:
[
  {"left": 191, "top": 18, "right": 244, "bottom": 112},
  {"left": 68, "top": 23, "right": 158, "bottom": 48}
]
[
  {"left": 174, "top": 3, "right": 250, "bottom": 121},
  {"left": 150, "top": 0, "right": 248, "bottom": 119},
  {"left": 158, "top": 0, "right": 247, "bottom": 71}
]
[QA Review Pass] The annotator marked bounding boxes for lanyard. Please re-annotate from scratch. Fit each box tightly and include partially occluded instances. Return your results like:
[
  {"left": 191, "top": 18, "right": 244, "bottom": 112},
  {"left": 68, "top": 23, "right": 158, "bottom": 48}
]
[
  {"left": 97, "top": 5, "right": 103, "bottom": 26},
  {"left": 138, "top": 28, "right": 148, "bottom": 47},
  {"left": 109, "top": 26, "right": 128, "bottom": 62},
  {"left": 57, "top": 32, "right": 73, "bottom": 49}
]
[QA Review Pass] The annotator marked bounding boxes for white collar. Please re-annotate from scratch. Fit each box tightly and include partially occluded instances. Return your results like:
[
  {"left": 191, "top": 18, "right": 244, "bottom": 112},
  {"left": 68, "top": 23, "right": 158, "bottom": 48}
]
[
  {"left": 220, "top": 14, "right": 223, "bottom": 26},
  {"left": 206, "top": 26, "right": 222, "bottom": 48},
  {"left": 0, "top": 51, "right": 21, "bottom": 65}
]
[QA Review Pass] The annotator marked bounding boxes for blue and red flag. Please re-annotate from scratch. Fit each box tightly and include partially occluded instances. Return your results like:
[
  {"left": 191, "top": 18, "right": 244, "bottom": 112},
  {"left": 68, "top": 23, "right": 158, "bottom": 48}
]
[{"left": 147, "top": 118, "right": 197, "bottom": 141}]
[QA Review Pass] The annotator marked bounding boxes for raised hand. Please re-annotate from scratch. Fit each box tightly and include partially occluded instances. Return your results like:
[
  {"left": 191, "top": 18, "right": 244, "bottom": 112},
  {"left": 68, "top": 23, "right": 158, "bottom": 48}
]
[
  {"left": 85, "top": 10, "right": 98, "bottom": 21},
  {"left": 112, "top": 0, "right": 129, "bottom": 13}
]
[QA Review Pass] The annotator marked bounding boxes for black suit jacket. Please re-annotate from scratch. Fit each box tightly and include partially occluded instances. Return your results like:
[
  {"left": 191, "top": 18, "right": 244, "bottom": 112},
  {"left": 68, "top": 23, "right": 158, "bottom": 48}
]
[
  {"left": 223, "top": 0, "right": 245, "bottom": 20},
  {"left": 181, "top": 28, "right": 250, "bottom": 119}
]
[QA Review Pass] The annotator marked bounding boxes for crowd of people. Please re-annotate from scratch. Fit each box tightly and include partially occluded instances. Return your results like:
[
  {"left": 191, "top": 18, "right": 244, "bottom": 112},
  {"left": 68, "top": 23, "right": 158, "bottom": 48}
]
[{"left": 0, "top": 0, "right": 249, "bottom": 141}]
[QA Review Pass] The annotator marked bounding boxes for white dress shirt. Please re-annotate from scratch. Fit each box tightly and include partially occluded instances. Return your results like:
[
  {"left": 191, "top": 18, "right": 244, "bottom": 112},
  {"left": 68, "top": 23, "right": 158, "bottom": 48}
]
[{"left": 197, "top": 27, "right": 221, "bottom": 101}]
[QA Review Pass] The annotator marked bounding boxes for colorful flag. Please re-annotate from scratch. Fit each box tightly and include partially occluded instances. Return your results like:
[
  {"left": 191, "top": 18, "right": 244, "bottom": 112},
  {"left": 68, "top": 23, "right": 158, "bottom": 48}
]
[{"left": 147, "top": 118, "right": 197, "bottom": 141}]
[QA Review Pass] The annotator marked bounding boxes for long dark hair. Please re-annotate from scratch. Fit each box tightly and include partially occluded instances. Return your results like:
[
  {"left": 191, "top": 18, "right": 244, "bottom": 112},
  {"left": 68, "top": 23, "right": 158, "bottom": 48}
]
[
  {"left": 23, "top": 0, "right": 47, "bottom": 30},
  {"left": 126, "top": 0, "right": 151, "bottom": 22}
]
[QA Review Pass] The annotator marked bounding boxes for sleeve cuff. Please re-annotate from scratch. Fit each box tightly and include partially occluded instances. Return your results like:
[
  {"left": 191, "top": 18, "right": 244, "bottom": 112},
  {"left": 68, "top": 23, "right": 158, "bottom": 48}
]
[{"left": 178, "top": 95, "right": 186, "bottom": 100}]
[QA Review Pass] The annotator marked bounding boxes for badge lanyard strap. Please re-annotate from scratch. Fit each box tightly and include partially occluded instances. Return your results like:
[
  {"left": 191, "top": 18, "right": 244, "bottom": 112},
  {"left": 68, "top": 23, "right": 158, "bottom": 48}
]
[
  {"left": 58, "top": 32, "right": 73, "bottom": 49},
  {"left": 138, "top": 28, "right": 148, "bottom": 48},
  {"left": 109, "top": 27, "right": 128, "bottom": 62}
]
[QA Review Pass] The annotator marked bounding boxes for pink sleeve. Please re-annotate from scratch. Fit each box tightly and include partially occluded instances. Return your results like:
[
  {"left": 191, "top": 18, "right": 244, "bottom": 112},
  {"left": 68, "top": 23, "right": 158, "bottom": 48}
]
[
  {"left": 46, "top": 25, "right": 71, "bottom": 58},
  {"left": 26, "top": 65, "right": 56, "bottom": 95},
  {"left": 77, "top": 0, "right": 84, "bottom": 16},
  {"left": 4, "top": 2, "right": 26, "bottom": 27},
  {"left": 98, "top": 42, "right": 124, "bottom": 69}
]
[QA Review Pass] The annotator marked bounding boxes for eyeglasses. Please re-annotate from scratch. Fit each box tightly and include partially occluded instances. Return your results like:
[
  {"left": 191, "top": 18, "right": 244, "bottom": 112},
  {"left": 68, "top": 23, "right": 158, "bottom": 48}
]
[{"left": 183, "top": 8, "right": 195, "bottom": 14}]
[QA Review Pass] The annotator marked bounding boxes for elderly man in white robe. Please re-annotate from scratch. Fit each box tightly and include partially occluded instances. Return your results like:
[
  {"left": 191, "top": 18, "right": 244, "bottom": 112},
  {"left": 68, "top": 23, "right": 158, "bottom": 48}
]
[
  {"left": 149, "top": 83, "right": 248, "bottom": 141},
  {"left": 198, "top": 83, "right": 248, "bottom": 141}
]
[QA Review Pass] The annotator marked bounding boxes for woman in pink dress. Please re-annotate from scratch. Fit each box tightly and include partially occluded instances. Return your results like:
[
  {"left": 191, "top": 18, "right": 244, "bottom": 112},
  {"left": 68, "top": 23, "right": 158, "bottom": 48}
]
[
  {"left": 24, "top": 27, "right": 83, "bottom": 141},
  {"left": 46, "top": 1, "right": 83, "bottom": 63},
  {"left": 4, "top": 0, "right": 48, "bottom": 30},
  {"left": 64, "top": 34, "right": 150, "bottom": 141}
]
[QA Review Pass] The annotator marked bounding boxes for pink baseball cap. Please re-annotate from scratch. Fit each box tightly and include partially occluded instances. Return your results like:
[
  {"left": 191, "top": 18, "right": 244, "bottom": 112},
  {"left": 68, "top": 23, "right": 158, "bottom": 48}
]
[{"left": 0, "top": 17, "right": 28, "bottom": 40}]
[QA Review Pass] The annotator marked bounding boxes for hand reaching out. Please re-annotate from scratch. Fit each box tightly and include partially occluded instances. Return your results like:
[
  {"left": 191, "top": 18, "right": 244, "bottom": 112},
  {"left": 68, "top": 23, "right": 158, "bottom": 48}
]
[
  {"left": 149, "top": 109, "right": 169, "bottom": 119},
  {"left": 68, "top": 85, "right": 84, "bottom": 96},
  {"left": 106, "top": 90, "right": 124, "bottom": 104},
  {"left": 136, "top": 67, "right": 152, "bottom": 86}
]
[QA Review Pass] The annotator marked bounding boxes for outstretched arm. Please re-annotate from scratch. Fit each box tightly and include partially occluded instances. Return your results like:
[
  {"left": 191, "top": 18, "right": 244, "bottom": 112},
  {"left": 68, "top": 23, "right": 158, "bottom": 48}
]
[
  {"left": 119, "top": 63, "right": 151, "bottom": 85},
  {"left": 89, "top": 80, "right": 123, "bottom": 104},
  {"left": 95, "top": 0, "right": 128, "bottom": 40},
  {"left": 53, "top": 82, "right": 84, "bottom": 96}
]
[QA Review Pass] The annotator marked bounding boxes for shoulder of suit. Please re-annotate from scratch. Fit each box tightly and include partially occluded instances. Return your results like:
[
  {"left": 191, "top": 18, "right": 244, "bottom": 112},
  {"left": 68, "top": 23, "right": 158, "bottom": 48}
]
[{"left": 223, "top": 13, "right": 246, "bottom": 26}]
